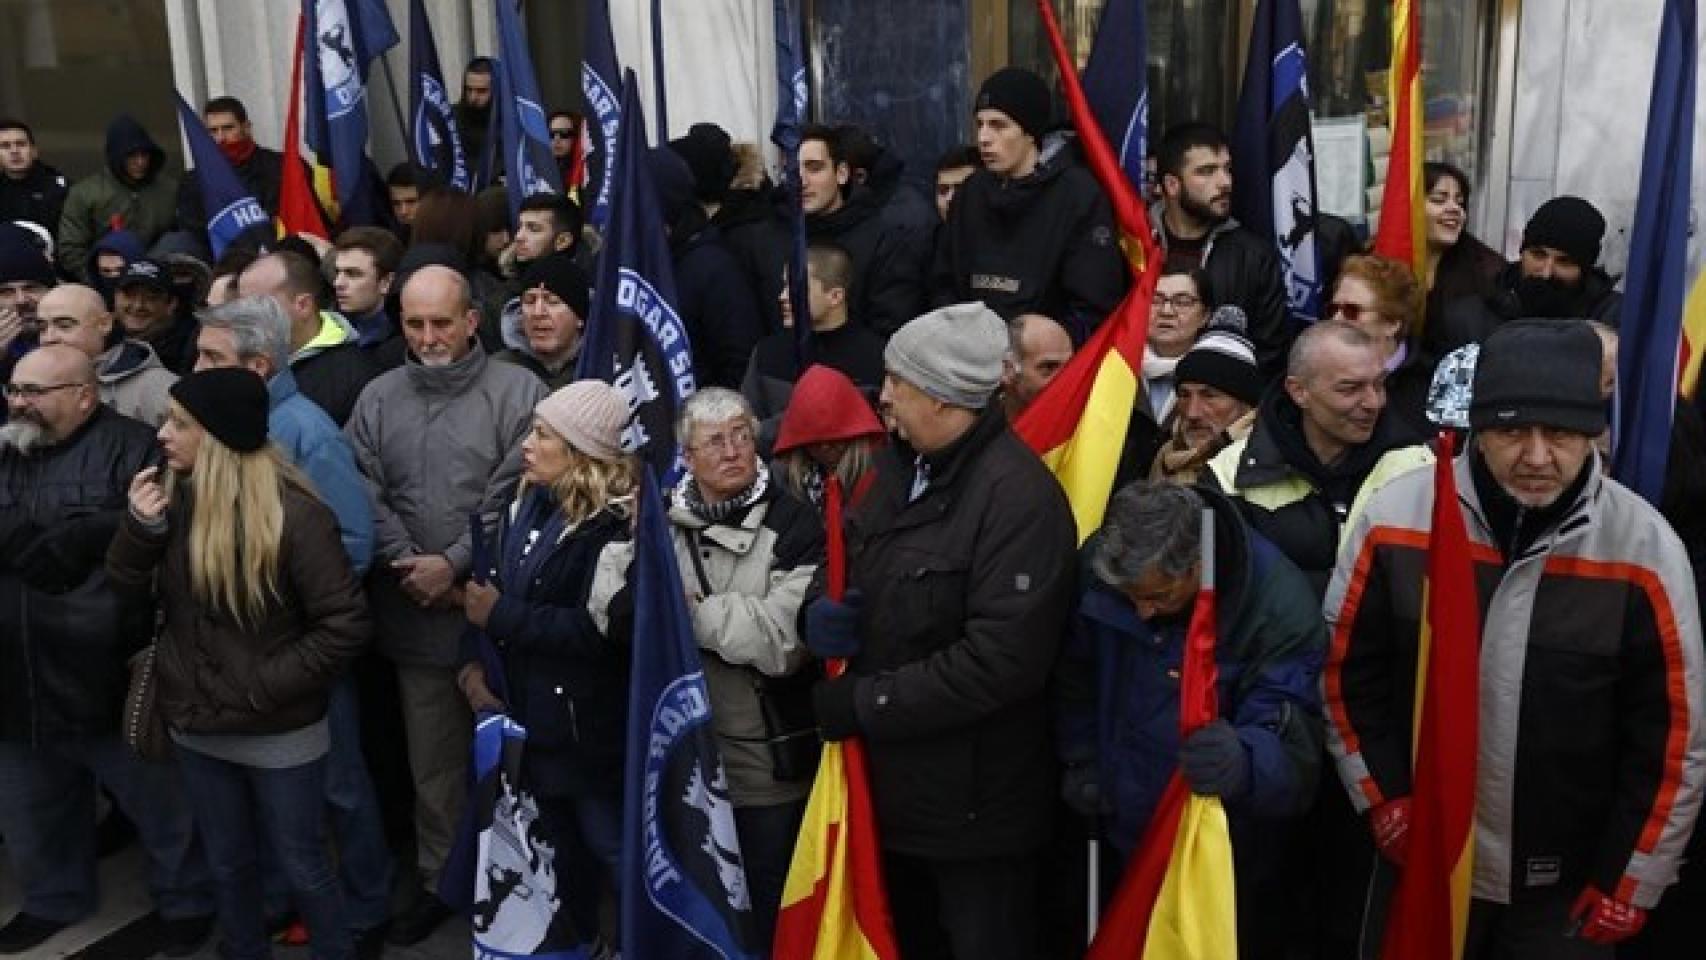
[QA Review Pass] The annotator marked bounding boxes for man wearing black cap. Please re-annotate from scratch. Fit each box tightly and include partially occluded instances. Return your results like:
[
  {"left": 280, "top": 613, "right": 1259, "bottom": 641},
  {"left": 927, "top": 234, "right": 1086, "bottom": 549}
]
[
  {"left": 114, "top": 258, "right": 197, "bottom": 376},
  {"left": 796, "top": 124, "right": 928, "bottom": 337},
  {"left": 1431, "top": 195, "right": 1623, "bottom": 357},
  {"left": 1148, "top": 322, "right": 1262, "bottom": 484},
  {"left": 496, "top": 250, "right": 589, "bottom": 390},
  {"left": 930, "top": 66, "right": 1127, "bottom": 342},
  {"left": 1325, "top": 319, "right": 1705, "bottom": 957},
  {"left": 0, "top": 221, "right": 55, "bottom": 379},
  {"left": 1151, "top": 123, "right": 1291, "bottom": 380}
]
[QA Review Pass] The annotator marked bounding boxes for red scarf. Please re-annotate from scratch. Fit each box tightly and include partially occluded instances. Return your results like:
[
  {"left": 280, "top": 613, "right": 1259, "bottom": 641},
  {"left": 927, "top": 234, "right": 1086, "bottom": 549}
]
[{"left": 218, "top": 136, "right": 258, "bottom": 167}]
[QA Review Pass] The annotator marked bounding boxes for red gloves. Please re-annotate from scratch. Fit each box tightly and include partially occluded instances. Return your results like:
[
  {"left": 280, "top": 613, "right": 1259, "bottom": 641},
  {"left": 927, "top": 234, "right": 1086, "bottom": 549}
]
[
  {"left": 1569, "top": 885, "right": 1646, "bottom": 944},
  {"left": 1369, "top": 797, "right": 1412, "bottom": 866}
]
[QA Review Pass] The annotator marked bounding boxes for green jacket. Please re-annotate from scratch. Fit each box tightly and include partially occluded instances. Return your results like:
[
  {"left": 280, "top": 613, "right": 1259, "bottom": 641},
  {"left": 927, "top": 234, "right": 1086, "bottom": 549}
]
[{"left": 58, "top": 115, "right": 179, "bottom": 279}]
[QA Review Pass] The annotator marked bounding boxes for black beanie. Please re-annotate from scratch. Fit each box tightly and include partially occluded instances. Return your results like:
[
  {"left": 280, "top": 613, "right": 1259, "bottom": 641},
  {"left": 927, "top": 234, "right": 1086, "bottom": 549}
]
[
  {"left": 519, "top": 250, "right": 592, "bottom": 320},
  {"left": 975, "top": 67, "right": 1052, "bottom": 140},
  {"left": 1521, "top": 196, "right": 1606, "bottom": 269},
  {"left": 169, "top": 368, "right": 270, "bottom": 453},
  {"left": 668, "top": 123, "right": 737, "bottom": 204},
  {"left": 1469, "top": 319, "right": 1605, "bottom": 435}
]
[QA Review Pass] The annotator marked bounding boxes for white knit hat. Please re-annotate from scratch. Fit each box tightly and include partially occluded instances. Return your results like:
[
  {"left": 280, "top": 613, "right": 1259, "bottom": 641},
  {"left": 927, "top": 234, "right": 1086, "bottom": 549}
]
[
  {"left": 535, "top": 380, "right": 630, "bottom": 460},
  {"left": 884, "top": 301, "right": 1009, "bottom": 408}
]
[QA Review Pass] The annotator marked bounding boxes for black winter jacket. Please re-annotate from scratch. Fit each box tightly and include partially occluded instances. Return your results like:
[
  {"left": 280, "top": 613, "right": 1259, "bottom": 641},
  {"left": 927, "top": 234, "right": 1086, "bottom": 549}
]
[
  {"left": 0, "top": 162, "right": 69, "bottom": 233},
  {"left": 673, "top": 223, "right": 767, "bottom": 390},
  {"left": 462, "top": 489, "right": 633, "bottom": 796},
  {"left": 808, "top": 190, "right": 929, "bottom": 337},
  {"left": 1153, "top": 211, "right": 1292, "bottom": 381},
  {"left": 813, "top": 405, "right": 1078, "bottom": 858},
  {"left": 932, "top": 157, "right": 1127, "bottom": 341},
  {"left": 1430, "top": 261, "right": 1623, "bottom": 358},
  {"left": 0, "top": 407, "right": 158, "bottom": 743}
]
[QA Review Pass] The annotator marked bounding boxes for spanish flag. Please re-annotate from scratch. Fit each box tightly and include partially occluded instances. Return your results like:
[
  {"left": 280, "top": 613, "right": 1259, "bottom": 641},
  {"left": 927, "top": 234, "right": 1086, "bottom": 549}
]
[
  {"left": 278, "top": 11, "right": 330, "bottom": 240},
  {"left": 1372, "top": 0, "right": 1426, "bottom": 276},
  {"left": 1015, "top": 0, "right": 1161, "bottom": 544},
  {"left": 774, "top": 477, "right": 900, "bottom": 960},
  {"left": 1088, "top": 510, "right": 1238, "bottom": 959},
  {"left": 1681, "top": 275, "right": 1706, "bottom": 400},
  {"left": 1381, "top": 433, "right": 1480, "bottom": 959}
]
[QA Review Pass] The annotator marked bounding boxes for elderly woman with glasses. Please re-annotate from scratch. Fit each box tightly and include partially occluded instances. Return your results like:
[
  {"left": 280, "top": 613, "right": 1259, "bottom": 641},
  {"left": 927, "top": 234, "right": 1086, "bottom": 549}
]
[{"left": 1142, "top": 266, "right": 1215, "bottom": 424}]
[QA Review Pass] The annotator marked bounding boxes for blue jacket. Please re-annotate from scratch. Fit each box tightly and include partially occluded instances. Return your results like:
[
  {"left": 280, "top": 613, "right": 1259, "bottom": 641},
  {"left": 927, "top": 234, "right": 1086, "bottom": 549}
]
[
  {"left": 268, "top": 370, "right": 375, "bottom": 575},
  {"left": 1056, "top": 488, "right": 1326, "bottom": 861}
]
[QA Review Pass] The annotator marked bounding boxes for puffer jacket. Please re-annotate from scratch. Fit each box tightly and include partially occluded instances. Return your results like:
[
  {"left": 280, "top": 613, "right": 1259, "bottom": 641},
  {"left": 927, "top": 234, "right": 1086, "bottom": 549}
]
[
  {"left": 464, "top": 488, "right": 633, "bottom": 797},
  {"left": 1324, "top": 452, "right": 1705, "bottom": 909},
  {"left": 96, "top": 339, "right": 177, "bottom": 427},
  {"left": 0, "top": 406, "right": 158, "bottom": 743},
  {"left": 932, "top": 145, "right": 1127, "bottom": 340},
  {"left": 663, "top": 482, "right": 824, "bottom": 808},
  {"left": 346, "top": 344, "right": 546, "bottom": 665},
  {"left": 105, "top": 480, "right": 370, "bottom": 736},
  {"left": 814, "top": 405, "right": 1078, "bottom": 859},
  {"left": 1056, "top": 486, "right": 1326, "bottom": 859},
  {"left": 58, "top": 115, "right": 179, "bottom": 279},
  {"left": 1206, "top": 387, "right": 1432, "bottom": 598}
]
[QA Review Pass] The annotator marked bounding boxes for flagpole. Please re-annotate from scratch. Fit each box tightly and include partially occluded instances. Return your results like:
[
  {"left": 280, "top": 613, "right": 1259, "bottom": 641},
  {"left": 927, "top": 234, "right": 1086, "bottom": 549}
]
[
  {"left": 1086, "top": 836, "right": 1100, "bottom": 942},
  {"left": 649, "top": 0, "right": 668, "bottom": 139},
  {"left": 376, "top": 50, "right": 411, "bottom": 167}
]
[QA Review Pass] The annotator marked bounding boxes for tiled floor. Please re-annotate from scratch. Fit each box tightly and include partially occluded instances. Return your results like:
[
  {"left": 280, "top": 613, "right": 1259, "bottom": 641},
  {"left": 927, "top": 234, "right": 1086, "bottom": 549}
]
[{"left": 0, "top": 846, "right": 470, "bottom": 960}]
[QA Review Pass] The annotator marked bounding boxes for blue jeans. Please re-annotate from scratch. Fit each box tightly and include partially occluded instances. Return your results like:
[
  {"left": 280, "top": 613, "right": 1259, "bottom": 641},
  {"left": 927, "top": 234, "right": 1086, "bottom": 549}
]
[
  {"left": 0, "top": 737, "right": 212, "bottom": 923},
  {"left": 176, "top": 748, "right": 352, "bottom": 960},
  {"left": 260, "top": 678, "right": 396, "bottom": 932}
]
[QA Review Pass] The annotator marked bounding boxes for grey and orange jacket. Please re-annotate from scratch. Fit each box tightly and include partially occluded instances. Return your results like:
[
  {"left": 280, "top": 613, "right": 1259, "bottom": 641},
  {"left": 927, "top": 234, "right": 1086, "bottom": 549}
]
[{"left": 1322, "top": 452, "right": 1704, "bottom": 909}]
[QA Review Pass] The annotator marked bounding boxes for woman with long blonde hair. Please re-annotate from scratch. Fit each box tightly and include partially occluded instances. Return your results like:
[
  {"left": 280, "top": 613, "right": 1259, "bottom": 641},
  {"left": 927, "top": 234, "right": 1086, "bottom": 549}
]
[
  {"left": 455, "top": 379, "right": 638, "bottom": 952},
  {"left": 107, "top": 368, "right": 368, "bottom": 960}
]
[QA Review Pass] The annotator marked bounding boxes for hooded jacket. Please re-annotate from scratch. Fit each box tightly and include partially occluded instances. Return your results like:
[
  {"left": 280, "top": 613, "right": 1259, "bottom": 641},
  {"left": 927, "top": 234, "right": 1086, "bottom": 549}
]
[
  {"left": 96, "top": 338, "right": 177, "bottom": 427},
  {"left": 291, "top": 311, "right": 381, "bottom": 428},
  {"left": 0, "top": 160, "right": 69, "bottom": 235},
  {"left": 931, "top": 142, "right": 1128, "bottom": 341},
  {"left": 1206, "top": 387, "right": 1431, "bottom": 598},
  {"left": 58, "top": 115, "right": 179, "bottom": 279},
  {"left": 1, "top": 406, "right": 158, "bottom": 743},
  {"left": 1057, "top": 486, "right": 1325, "bottom": 864},
  {"left": 808, "top": 187, "right": 930, "bottom": 337},
  {"left": 346, "top": 344, "right": 546, "bottom": 666},
  {"left": 1150, "top": 202, "right": 1293, "bottom": 381},
  {"left": 1324, "top": 452, "right": 1704, "bottom": 909},
  {"left": 1430, "top": 260, "right": 1624, "bottom": 358},
  {"left": 741, "top": 323, "right": 886, "bottom": 453},
  {"left": 84, "top": 229, "right": 145, "bottom": 307}
]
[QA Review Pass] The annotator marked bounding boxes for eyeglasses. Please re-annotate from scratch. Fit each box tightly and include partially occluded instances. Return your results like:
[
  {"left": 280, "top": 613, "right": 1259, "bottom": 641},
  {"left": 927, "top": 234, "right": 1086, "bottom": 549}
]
[
  {"left": 1152, "top": 294, "right": 1202, "bottom": 313},
  {"left": 1328, "top": 301, "right": 1378, "bottom": 323},
  {"left": 691, "top": 426, "right": 755, "bottom": 455},
  {"left": 549, "top": 128, "right": 577, "bottom": 140},
  {"left": 3, "top": 382, "right": 83, "bottom": 400}
]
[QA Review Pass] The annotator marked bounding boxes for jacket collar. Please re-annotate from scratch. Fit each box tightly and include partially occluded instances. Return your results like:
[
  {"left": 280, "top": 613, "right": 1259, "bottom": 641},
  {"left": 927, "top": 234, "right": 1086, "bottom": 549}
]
[
  {"left": 1455, "top": 448, "right": 1600, "bottom": 565},
  {"left": 265, "top": 368, "right": 301, "bottom": 411},
  {"left": 1236, "top": 384, "right": 1411, "bottom": 492},
  {"left": 669, "top": 490, "right": 770, "bottom": 556},
  {"left": 404, "top": 341, "right": 490, "bottom": 396}
]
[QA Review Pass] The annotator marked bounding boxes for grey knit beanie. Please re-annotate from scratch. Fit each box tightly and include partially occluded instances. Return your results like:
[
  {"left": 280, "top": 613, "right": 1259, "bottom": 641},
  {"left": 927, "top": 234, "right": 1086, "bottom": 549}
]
[{"left": 884, "top": 302, "right": 1009, "bottom": 408}]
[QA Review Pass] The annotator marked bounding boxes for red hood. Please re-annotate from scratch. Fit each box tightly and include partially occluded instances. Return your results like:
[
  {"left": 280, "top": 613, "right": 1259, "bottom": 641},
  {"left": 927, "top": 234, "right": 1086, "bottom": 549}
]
[{"left": 774, "top": 364, "right": 886, "bottom": 453}]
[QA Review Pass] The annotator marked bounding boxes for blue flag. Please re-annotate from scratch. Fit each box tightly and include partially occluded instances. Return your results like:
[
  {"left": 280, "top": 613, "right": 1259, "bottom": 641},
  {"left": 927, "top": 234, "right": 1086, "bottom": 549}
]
[
  {"left": 1080, "top": 0, "right": 1150, "bottom": 194},
  {"left": 1231, "top": 0, "right": 1322, "bottom": 327},
  {"left": 302, "top": 0, "right": 398, "bottom": 226},
  {"left": 494, "top": 0, "right": 563, "bottom": 225},
  {"left": 1613, "top": 0, "right": 1696, "bottom": 504},
  {"left": 172, "top": 93, "right": 269, "bottom": 258},
  {"left": 576, "top": 72, "right": 696, "bottom": 483},
  {"left": 582, "top": 0, "right": 622, "bottom": 231},
  {"left": 621, "top": 473, "right": 759, "bottom": 960},
  {"left": 406, "top": 0, "right": 468, "bottom": 191},
  {"left": 770, "top": 0, "right": 813, "bottom": 365}
]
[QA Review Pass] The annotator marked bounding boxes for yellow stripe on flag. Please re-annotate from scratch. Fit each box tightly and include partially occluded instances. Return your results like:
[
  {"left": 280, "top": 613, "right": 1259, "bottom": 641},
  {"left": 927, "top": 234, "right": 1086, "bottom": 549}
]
[
  {"left": 1042, "top": 350, "right": 1140, "bottom": 544},
  {"left": 775, "top": 742, "right": 885, "bottom": 960},
  {"left": 1142, "top": 794, "right": 1239, "bottom": 959},
  {"left": 1680, "top": 269, "right": 1706, "bottom": 398}
]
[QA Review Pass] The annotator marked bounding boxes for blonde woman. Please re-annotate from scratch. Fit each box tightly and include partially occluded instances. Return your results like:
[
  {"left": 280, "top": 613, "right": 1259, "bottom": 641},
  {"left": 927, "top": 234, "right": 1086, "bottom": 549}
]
[
  {"left": 107, "top": 367, "right": 368, "bottom": 960},
  {"left": 455, "top": 379, "right": 637, "bottom": 949}
]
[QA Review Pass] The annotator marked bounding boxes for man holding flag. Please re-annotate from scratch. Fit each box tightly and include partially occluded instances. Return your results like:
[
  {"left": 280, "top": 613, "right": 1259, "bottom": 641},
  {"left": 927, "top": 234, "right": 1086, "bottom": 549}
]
[
  {"left": 805, "top": 302, "right": 1076, "bottom": 958},
  {"left": 1325, "top": 319, "right": 1705, "bottom": 956},
  {"left": 1057, "top": 480, "right": 1325, "bottom": 956}
]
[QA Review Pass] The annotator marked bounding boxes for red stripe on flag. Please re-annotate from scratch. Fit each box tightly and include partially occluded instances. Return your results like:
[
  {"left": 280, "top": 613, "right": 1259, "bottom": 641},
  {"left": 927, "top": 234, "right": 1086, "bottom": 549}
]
[
  {"left": 278, "top": 12, "right": 328, "bottom": 239},
  {"left": 1372, "top": 0, "right": 1424, "bottom": 275}
]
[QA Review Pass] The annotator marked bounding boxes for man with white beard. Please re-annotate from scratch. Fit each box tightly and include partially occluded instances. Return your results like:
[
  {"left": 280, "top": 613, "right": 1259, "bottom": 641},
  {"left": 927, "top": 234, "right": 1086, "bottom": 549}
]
[{"left": 0, "top": 345, "right": 215, "bottom": 956}]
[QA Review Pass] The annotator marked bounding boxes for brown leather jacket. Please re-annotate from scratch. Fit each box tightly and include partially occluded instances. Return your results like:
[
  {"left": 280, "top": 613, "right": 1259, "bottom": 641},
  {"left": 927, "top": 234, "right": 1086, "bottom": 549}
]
[{"left": 106, "top": 480, "right": 369, "bottom": 735}]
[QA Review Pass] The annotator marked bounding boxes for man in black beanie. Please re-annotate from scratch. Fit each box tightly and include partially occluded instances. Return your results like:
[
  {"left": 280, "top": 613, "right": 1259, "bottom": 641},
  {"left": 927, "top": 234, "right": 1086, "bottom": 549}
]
[
  {"left": 495, "top": 250, "right": 590, "bottom": 389},
  {"left": 931, "top": 66, "right": 1127, "bottom": 342},
  {"left": 1431, "top": 195, "right": 1622, "bottom": 356},
  {"left": 1325, "top": 318, "right": 1705, "bottom": 958}
]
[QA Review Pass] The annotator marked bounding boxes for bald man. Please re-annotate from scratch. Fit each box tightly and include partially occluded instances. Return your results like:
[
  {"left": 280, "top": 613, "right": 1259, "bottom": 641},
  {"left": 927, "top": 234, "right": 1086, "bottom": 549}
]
[
  {"left": 344, "top": 263, "right": 546, "bottom": 944},
  {"left": 36, "top": 283, "right": 176, "bottom": 427},
  {"left": 240, "top": 250, "right": 377, "bottom": 426},
  {"left": 0, "top": 344, "right": 214, "bottom": 954},
  {"left": 1000, "top": 312, "right": 1073, "bottom": 419}
]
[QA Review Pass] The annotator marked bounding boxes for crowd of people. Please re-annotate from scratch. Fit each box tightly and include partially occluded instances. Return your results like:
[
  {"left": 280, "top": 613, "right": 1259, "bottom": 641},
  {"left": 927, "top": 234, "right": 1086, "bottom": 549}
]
[{"left": 0, "top": 55, "right": 1702, "bottom": 960}]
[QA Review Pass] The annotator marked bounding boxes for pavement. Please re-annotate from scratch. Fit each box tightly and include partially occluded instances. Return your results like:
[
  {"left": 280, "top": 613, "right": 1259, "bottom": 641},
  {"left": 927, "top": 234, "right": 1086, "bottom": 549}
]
[{"left": 0, "top": 844, "right": 470, "bottom": 960}]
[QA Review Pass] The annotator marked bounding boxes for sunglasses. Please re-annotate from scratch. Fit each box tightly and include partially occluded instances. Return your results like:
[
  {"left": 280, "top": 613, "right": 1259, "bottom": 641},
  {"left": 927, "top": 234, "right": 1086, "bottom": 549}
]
[
  {"left": 1328, "top": 301, "right": 1377, "bottom": 322},
  {"left": 549, "top": 128, "right": 577, "bottom": 140}
]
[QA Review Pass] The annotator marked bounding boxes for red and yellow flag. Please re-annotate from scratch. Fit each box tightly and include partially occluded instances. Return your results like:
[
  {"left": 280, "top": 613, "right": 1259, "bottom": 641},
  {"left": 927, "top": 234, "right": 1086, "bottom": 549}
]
[
  {"left": 279, "top": 12, "right": 330, "bottom": 240},
  {"left": 1015, "top": 0, "right": 1162, "bottom": 543},
  {"left": 1089, "top": 510, "right": 1238, "bottom": 959},
  {"left": 1382, "top": 433, "right": 1480, "bottom": 959},
  {"left": 1372, "top": 0, "right": 1426, "bottom": 276},
  {"left": 1679, "top": 273, "right": 1706, "bottom": 399},
  {"left": 774, "top": 478, "right": 900, "bottom": 960}
]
